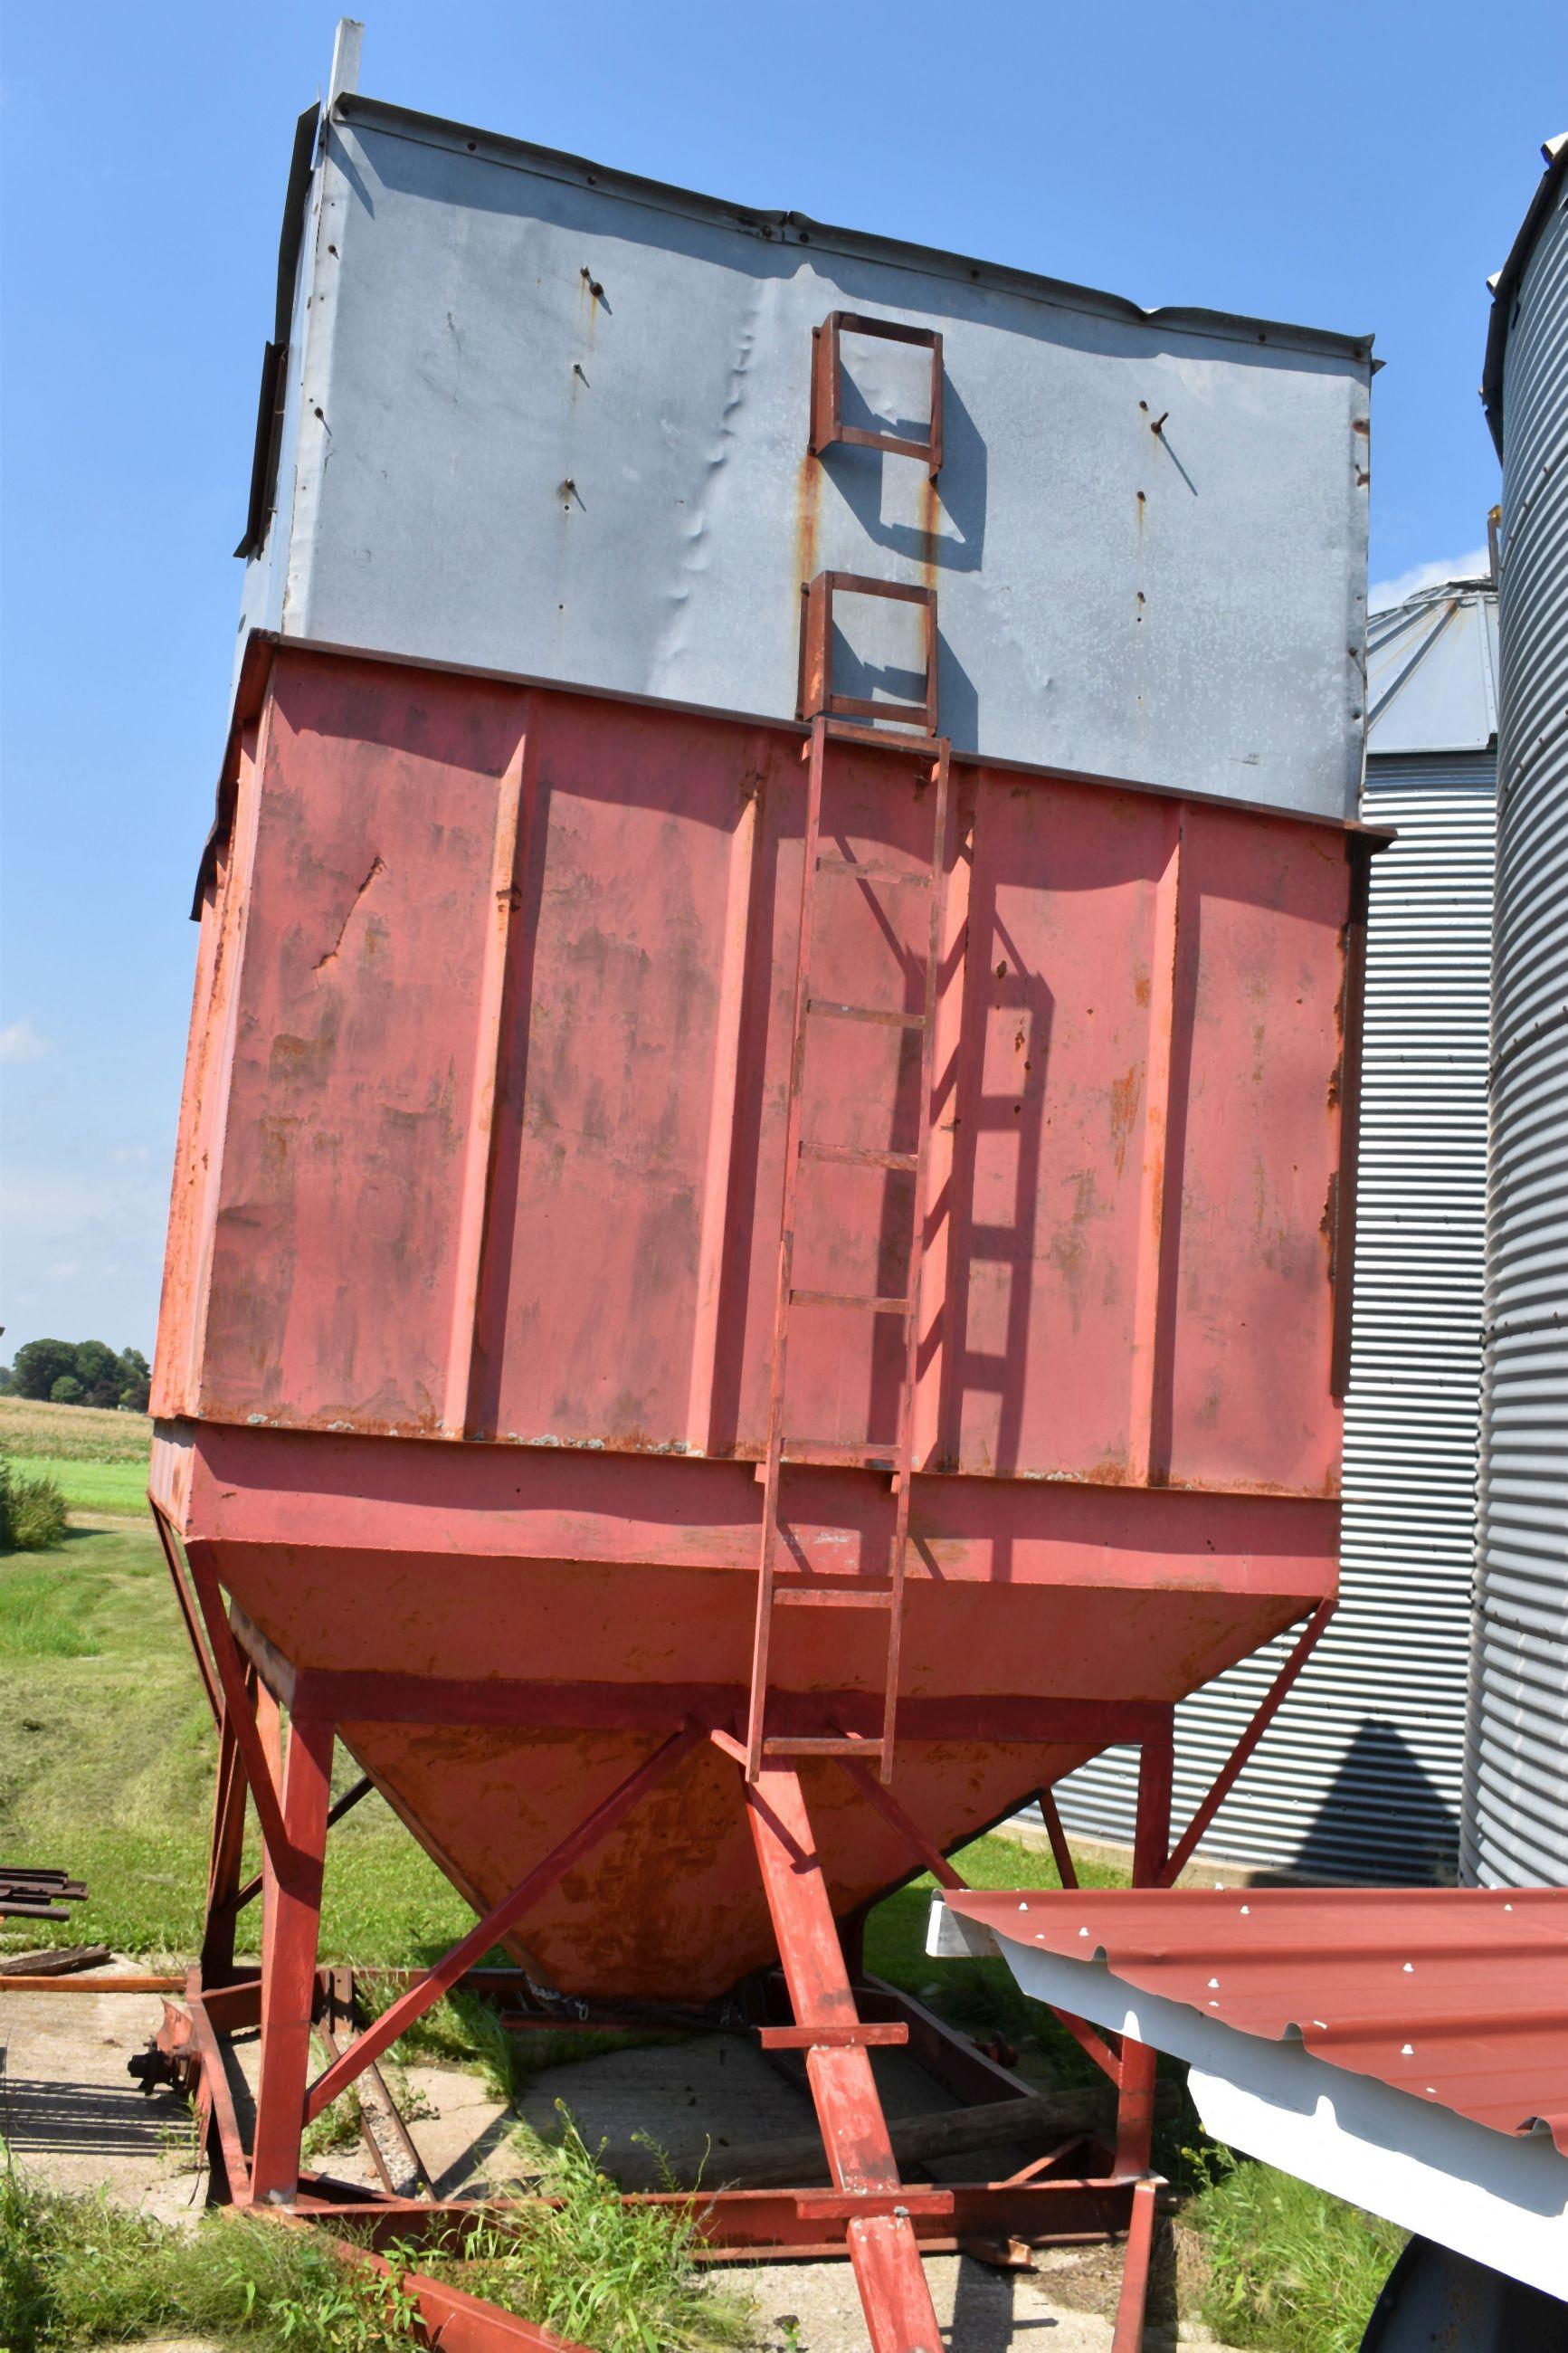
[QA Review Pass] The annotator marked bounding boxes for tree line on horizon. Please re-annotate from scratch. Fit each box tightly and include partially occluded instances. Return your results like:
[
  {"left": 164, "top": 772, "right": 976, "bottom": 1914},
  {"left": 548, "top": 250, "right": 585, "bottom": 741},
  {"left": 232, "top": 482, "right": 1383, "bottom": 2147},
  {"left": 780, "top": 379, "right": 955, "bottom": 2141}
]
[{"left": 1, "top": 1338, "right": 151, "bottom": 1414}]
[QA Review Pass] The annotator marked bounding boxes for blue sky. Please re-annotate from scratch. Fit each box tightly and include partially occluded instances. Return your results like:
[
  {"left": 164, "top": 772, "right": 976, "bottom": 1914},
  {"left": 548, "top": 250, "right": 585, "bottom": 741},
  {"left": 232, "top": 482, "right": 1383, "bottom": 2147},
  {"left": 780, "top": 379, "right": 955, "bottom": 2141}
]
[{"left": 1, "top": 3, "right": 1559, "bottom": 1358}]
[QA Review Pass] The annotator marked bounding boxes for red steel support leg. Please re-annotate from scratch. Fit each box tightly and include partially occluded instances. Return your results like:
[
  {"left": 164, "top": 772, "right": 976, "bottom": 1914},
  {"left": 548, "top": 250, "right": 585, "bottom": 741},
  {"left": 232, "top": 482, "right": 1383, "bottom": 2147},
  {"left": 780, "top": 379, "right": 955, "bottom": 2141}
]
[
  {"left": 1108, "top": 1727, "right": 1173, "bottom": 2352},
  {"left": 185, "top": 1543, "right": 294, "bottom": 1868},
  {"left": 744, "top": 1767, "right": 941, "bottom": 2353},
  {"left": 252, "top": 1713, "right": 334, "bottom": 2205},
  {"left": 1111, "top": 2177, "right": 1160, "bottom": 2353},
  {"left": 201, "top": 1663, "right": 256, "bottom": 1986},
  {"left": 1115, "top": 1729, "right": 1172, "bottom": 2177},
  {"left": 257, "top": 1682, "right": 284, "bottom": 2010}
]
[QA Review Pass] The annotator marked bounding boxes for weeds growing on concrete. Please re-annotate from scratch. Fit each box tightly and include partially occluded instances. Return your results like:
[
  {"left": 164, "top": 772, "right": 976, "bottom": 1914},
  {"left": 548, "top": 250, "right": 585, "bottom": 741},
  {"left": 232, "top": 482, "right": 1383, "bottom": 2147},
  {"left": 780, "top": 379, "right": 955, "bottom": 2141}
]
[
  {"left": 422, "top": 2105, "right": 752, "bottom": 2352},
  {"left": 0, "top": 2126, "right": 752, "bottom": 2353}
]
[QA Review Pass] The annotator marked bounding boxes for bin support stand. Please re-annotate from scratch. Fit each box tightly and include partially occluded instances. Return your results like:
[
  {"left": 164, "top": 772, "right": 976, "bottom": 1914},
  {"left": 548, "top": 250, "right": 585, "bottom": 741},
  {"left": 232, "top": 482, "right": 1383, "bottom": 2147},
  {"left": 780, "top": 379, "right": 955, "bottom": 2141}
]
[{"left": 150, "top": 1514, "right": 1320, "bottom": 2351}]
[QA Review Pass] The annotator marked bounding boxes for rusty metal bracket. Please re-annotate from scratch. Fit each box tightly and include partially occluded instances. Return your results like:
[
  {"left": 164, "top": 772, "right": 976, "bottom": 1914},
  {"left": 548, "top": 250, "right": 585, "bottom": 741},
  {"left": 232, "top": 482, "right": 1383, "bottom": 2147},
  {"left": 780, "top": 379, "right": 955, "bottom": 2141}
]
[
  {"left": 810, "top": 311, "right": 944, "bottom": 479},
  {"left": 799, "top": 571, "right": 939, "bottom": 736}
]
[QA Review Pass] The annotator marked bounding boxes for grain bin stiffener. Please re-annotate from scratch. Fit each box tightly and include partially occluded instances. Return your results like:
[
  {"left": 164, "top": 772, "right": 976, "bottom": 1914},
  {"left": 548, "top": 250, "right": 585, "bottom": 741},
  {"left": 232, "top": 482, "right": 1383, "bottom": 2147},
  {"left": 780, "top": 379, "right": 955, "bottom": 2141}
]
[{"left": 144, "top": 71, "right": 1375, "bottom": 2350}]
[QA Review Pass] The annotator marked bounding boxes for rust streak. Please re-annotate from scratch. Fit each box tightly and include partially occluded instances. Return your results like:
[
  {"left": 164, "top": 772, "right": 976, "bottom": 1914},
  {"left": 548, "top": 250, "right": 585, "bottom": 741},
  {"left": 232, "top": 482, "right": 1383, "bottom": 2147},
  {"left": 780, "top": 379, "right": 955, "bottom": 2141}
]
[
  {"left": 918, "top": 474, "right": 942, "bottom": 595},
  {"left": 1108, "top": 1066, "right": 1143, "bottom": 1177}
]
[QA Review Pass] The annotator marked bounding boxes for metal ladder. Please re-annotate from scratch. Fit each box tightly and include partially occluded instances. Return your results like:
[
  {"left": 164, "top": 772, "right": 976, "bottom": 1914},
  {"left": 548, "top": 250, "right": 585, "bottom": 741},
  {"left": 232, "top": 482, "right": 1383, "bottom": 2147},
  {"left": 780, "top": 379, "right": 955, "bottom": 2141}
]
[{"left": 745, "top": 713, "right": 951, "bottom": 1783}]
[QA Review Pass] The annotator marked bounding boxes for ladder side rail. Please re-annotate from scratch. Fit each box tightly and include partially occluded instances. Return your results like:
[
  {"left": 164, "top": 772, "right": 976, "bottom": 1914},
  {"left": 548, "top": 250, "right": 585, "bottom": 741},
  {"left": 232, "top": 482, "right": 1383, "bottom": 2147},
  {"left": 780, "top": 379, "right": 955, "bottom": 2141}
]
[
  {"left": 747, "top": 718, "right": 832, "bottom": 1779},
  {"left": 878, "top": 742, "right": 952, "bottom": 1776}
]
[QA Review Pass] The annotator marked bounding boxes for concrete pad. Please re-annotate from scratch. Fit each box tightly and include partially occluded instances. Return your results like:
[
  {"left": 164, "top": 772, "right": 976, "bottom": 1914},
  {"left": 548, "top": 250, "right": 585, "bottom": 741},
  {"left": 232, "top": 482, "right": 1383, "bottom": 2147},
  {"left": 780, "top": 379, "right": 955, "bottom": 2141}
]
[
  {"left": 0, "top": 1964, "right": 204, "bottom": 2226},
  {"left": 0, "top": 1974, "right": 1244, "bottom": 2350},
  {"left": 744, "top": 2257, "right": 1229, "bottom": 2351},
  {"left": 510, "top": 2029, "right": 1035, "bottom": 2186}
]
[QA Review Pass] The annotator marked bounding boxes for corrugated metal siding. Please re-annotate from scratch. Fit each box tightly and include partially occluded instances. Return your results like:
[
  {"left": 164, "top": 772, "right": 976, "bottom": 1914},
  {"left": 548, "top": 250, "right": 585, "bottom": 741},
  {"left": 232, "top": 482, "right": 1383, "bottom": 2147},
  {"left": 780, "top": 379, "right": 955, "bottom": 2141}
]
[
  {"left": 1465, "top": 155, "right": 1568, "bottom": 1888},
  {"left": 1055, "top": 749, "right": 1495, "bottom": 1881}
]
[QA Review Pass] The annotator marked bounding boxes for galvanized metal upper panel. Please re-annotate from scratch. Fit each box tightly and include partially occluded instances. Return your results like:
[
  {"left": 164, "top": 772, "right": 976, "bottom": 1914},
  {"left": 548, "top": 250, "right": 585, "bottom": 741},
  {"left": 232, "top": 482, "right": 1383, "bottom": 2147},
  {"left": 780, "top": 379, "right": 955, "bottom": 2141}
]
[{"left": 244, "top": 93, "right": 1372, "bottom": 822}]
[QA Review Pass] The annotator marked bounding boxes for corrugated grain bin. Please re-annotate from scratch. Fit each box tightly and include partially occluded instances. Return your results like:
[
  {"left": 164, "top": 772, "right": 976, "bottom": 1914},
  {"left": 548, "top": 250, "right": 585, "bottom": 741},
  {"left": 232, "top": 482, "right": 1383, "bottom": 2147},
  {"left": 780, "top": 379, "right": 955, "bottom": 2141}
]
[
  {"left": 1468, "top": 133, "right": 1568, "bottom": 1888},
  {"left": 147, "top": 53, "right": 1374, "bottom": 2334}
]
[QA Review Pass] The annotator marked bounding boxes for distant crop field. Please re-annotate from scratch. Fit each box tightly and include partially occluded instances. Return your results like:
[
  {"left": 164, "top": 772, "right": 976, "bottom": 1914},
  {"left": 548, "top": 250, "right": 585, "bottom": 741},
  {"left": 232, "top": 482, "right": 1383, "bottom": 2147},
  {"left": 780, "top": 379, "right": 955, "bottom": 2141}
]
[
  {"left": 0, "top": 1394, "right": 152, "bottom": 1464},
  {"left": 8, "top": 1454, "right": 148, "bottom": 1514}
]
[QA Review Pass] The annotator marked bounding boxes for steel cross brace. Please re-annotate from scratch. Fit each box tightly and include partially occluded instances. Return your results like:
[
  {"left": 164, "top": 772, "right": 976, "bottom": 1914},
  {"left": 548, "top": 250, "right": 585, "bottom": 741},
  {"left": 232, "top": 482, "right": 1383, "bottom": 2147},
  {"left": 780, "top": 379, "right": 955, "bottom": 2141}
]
[
  {"left": 303, "top": 1721, "right": 706, "bottom": 2127},
  {"left": 164, "top": 1523, "right": 297, "bottom": 1874},
  {"left": 1158, "top": 1598, "right": 1336, "bottom": 1886}
]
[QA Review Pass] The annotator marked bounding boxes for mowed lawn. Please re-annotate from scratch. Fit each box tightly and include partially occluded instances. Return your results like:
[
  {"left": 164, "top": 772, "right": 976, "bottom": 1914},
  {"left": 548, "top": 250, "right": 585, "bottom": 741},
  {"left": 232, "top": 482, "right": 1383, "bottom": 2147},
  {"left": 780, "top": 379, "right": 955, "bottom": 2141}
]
[
  {"left": 0, "top": 1511, "right": 1116, "bottom": 1976},
  {"left": 7, "top": 1455, "right": 148, "bottom": 1513},
  {"left": 0, "top": 1516, "right": 482, "bottom": 1959}
]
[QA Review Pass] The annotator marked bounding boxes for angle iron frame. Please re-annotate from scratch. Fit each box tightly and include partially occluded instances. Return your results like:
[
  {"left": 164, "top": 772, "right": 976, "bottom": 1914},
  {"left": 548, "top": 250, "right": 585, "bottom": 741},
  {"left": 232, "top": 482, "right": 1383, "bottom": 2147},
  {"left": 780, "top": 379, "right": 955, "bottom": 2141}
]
[{"left": 147, "top": 1526, "right": 1332, "bottom": 2353}]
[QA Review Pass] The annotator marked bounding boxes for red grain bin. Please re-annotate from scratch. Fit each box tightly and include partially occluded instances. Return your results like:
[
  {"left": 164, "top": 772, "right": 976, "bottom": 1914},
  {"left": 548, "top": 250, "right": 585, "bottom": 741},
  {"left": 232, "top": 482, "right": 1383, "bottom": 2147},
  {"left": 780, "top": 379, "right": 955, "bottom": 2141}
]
[{"left": 146, "top": 66, "right": 1373, "bottom": 2350}]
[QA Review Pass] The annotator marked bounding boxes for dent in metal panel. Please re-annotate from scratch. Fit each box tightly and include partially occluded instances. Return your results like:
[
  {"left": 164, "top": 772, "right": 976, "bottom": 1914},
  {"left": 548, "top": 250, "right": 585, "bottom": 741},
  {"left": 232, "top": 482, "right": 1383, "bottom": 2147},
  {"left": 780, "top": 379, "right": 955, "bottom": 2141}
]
[{"left": 258, "top": 100, "right": 1370, "bottom": 822}]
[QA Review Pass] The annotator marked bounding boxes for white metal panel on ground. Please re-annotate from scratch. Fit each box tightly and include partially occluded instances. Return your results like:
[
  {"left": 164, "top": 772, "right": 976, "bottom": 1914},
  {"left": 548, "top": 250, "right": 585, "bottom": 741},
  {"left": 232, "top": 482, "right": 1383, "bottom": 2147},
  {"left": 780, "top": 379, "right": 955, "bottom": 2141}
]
[
  {"left": 1468, "top": 137, "right": 1568, "bottom": 1889},
  {"left": 1055, "top": 736, "right": 1496, "bottom": 1880}
]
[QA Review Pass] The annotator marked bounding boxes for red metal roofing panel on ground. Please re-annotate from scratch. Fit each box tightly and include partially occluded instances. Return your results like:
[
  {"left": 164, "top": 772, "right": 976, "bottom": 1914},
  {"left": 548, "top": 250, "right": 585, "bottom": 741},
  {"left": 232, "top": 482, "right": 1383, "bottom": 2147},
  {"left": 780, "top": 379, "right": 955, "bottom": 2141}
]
[{"left": 946, "top": 1885, "right": 1568, "bottom": 2152}]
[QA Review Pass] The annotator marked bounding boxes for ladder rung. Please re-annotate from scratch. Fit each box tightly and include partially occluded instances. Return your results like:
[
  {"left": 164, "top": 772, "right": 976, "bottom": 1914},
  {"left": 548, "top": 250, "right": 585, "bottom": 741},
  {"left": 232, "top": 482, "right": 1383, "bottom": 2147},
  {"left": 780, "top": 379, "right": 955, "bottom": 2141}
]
[
  {"left": 817, "top": 719, "right": 942, "bottom": 758},
  {"left": 815, "top": 856, "right": 932, "bottom": 888},
  {"left": 777, "top": 1439, "right": 903, "bottom": 1466},
  {"left": 763, "top": 1737, "right": 882, "bottom": 1758},
  {"left": 772, "top": 1586, "right": 897, "bottom": 1610},
  {"left": 790, "top": 1289, "right": 910, "bottom": 1314},
  {"left": 800, "top": 1141, "right": 918, "bottom": 1172},
  {"left": 758, "top": 2023, "right": 910, "bottom": 2050},
  {"left": 807, "top": 998, "right": 926, "bottom": 1030}
]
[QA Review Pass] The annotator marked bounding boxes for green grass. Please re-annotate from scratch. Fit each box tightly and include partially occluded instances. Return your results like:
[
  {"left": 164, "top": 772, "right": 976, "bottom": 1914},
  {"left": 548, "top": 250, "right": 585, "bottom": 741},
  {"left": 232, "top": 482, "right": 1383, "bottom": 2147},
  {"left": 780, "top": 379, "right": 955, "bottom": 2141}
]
[
  {"left": 1183, "top": 2144, "right": 1406, "bottom": 2353},
  {"left": 0, "top": 1396, "right": 151, "bottom": 1465},
  {"left": 0, "top": 1522, "right": 475, "bottom": 1959},
  {"left": 4, "top": 1457, "right": 147, "bottom": 1515},
  {"left": 0, "top": 2132, "right": 752, "bottom": 2353},
  {"left": 0, "top": 1520, "right": 1402, "bottom": 2349},
  {"left": 1, "top": 2164, "right": 410, "bottom": 2353},
  {"left": 425, "top": 2110, "right": 753, "bottom": 2350}
]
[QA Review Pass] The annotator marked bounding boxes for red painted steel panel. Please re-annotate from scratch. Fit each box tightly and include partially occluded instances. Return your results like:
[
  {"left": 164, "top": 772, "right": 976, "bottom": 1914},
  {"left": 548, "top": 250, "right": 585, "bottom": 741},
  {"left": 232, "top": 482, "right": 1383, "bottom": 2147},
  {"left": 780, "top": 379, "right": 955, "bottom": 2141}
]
[
  {"left": 154, "top": 637, "right": 1355, "bottom": 2004},
  {"left": 946, "top": 1886, "right": 1568, "bottom": 2152},
  {"left": 160, "top": 646, "right": 1350, "bottom": 1492},
  {"left": 150, "top": 1437, "right": 1332, "bottom": 2002}
]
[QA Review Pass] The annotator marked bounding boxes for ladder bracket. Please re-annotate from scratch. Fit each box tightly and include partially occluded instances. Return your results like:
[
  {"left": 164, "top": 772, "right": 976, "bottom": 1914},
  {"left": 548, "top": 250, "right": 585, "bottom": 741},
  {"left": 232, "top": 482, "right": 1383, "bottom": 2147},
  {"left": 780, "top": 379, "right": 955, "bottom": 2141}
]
[
  {"left": 799, "top": 572, "right": 938, "bottom": 738},
  {"left": 810, "top": 311, "right": 944, "bottom": 480}
]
